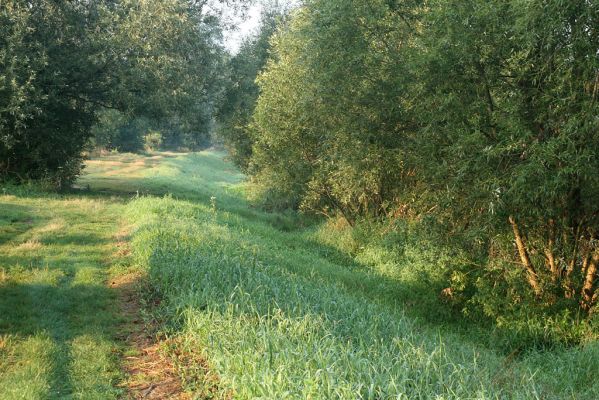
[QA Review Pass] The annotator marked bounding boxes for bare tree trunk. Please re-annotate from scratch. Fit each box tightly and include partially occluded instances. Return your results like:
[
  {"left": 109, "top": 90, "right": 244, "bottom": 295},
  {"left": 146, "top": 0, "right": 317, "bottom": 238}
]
[
  {"left": 581, "top": 249, "right": 598, "bottom": 310},
  {"left": 581, "top": 249, "right": 591, "bottom": 276},
  {"left": 509, "top": 216, "right": 541, "bottom": 295},
  {"left": 562, "top": 226, "right": 584, "bottom": 298},
  {"left": 544, "top": 219, "right": 558, "bottom": 282},
  {"left": 566, "top": 225, "right": 582, "bottom": 279}
]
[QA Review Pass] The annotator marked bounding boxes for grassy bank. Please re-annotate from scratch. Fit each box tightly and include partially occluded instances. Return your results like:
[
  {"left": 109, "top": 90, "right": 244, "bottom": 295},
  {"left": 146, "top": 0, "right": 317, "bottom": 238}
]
[{"left": 120, "top": 151, "right": 597, "bottom": 399}]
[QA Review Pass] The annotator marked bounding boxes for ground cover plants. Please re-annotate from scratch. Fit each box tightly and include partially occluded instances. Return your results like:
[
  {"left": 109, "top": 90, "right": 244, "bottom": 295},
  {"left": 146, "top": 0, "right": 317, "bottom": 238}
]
[
  {"left": 1, "top": 151, "right": 597, "bottom": 398},
  {"left": 118, "top": 152, "right": 599, "bottom": 398},
  {"left": 0, "top": 186, "right": 128, "bottom": 398}
]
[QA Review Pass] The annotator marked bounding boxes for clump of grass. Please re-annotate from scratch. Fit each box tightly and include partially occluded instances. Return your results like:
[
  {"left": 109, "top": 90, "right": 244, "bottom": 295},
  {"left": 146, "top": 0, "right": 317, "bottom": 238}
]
[{"left": 14, "top": 238, "right": 43, "bottom": 252}]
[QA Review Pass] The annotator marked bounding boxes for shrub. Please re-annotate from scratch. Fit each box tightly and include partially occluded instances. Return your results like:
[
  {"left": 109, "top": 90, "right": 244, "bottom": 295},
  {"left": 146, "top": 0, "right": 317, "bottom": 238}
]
[{"left": 144, "top": 131, "right": 163, "bottom": 152}]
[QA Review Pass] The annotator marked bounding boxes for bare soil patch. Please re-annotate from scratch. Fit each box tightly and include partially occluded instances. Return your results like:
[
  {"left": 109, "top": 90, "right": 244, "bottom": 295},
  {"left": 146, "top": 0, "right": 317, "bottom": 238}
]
[{"left": 111, "top": 273, "right": 190, "bottom": 399}]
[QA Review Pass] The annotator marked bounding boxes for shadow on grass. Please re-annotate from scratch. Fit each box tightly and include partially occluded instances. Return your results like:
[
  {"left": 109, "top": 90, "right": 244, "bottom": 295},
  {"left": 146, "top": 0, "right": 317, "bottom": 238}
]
[
  {"left": 0, "top": 203, "right": 44, "bottom": 245},
  {"left": 3, "top": 151, "right": 500, "bottom": 365},
  {"left": 0, "top": 190, "right": 123, "bottom": 398},
  {"left": 79, "top": 155, "right": 495, "bottom": 349},
  {"left": 0, "top": 279, "right": 121, "bottom": 399}
]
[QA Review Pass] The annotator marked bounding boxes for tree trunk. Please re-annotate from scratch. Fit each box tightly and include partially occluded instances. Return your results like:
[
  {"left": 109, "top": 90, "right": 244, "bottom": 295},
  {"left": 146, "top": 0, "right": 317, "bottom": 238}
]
[
  {"left": 565, "top": 225, "right": 581, "bottom": 279},
  {"left": 544, "top": 219, "right": 558, "bottom": 282},
  {"left": 581, "top": 249, "right": 598, "bottom": 310},
  {"left": 509, "top": 216, "right": 541, "bottom": 295}
]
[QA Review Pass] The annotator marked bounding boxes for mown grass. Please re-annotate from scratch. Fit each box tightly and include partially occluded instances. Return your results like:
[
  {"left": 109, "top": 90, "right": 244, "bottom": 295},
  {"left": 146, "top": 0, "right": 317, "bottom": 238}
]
[
  {"left": 114, "top": 151, "right": 597, "bottom": 399},
  {"left": 0, "top": 187, "right": 130, "bottom": 399}
]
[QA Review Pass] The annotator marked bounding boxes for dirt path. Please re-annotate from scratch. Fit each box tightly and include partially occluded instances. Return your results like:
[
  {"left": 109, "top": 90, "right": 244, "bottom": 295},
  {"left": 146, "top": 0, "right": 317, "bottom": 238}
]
[{"left": 111, "top": 272, "right": 190, "bottom": 400}]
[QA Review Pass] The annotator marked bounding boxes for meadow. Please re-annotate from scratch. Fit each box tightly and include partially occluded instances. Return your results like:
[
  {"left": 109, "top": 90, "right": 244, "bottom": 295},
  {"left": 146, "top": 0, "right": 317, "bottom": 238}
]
[{"left": 1, "top": 151, "right": 597, "bottom": 399}]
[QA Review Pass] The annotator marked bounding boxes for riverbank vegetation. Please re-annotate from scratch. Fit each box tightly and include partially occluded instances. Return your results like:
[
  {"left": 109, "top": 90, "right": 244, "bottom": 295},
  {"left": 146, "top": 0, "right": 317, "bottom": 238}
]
[
  {"left": 1, "top": 0, "right": 598, "bottom": 397},
  {"left": 221, "top": 0, "right": 599, "bottom": 345}
]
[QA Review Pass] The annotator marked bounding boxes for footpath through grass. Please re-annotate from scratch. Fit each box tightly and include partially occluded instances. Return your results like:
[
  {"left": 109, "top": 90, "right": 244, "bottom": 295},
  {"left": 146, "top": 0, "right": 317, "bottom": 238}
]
[{"left": 1, "top": 151, "right": 597, "bottom": 399}]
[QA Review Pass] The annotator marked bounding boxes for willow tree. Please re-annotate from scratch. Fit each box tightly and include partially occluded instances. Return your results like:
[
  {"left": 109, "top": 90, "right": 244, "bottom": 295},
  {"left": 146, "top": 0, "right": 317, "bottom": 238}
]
[
  {"left": 249, "top": 0, "right": 599, "bottom": 338},
  {"left": 417, "top": 0, "right": 599, "bottom": 320},
  {"left": 217, "top": 7, "right": 283, "bottom": 171},
  {"left": 251, "top": 0, "right": 422, "bottom": 217}
]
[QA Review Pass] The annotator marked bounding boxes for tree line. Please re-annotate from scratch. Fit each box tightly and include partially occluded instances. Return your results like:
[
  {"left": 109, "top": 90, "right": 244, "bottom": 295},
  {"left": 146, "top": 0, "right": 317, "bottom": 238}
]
[
  {"left": 2, "top": 0, "right": 598, "bottom": 344},
  {"left": 219, "top": 0, "right": 599, "bottom": 343},
  {"left": 1, "top": 0, "right": 231, "bottom": 187}
]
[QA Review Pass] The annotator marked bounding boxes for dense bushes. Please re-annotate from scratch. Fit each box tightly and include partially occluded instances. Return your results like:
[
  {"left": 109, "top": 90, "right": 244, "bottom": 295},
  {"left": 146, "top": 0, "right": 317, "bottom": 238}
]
[
  {"left": 91, "top": 111, "right": 148, "bottom": 153},
  {"left": 224, "top": 0, "right": 599, "bottom": 342},
  {"left": 251, "top": 0, "right": 421, "bottom": 216},
  {"left": 91, "top": 110, "right": 212, "bottom": 153},
  {"left": 416, "top": 0, "right": 599, "bottom": 342},
  {"left": 0, "top": 1, "right": 105, "bottom": 187}
]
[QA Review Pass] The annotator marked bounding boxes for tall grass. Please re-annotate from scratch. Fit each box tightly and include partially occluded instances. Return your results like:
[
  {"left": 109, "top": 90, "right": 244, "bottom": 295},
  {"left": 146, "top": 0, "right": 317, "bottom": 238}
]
[{"left": 124, "top": 151, "right": 598, "bottom": 399}]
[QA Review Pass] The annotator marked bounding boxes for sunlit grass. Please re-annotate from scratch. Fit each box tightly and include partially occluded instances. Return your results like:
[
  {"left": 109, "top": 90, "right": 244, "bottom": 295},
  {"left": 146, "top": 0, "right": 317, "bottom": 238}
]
[
  {"left": 0, "top": 188, "right": 127, "bottom": 399},
  {"left": 121, "top": 151, "right": 598, "bottom": 399},
  {"left": 3, "top": 150, "right": 597, "bottom": 399}
]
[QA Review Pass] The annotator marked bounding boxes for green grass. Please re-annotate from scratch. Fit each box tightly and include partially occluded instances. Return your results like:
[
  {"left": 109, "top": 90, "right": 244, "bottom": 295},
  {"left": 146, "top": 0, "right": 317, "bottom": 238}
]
[
  {"left": 118, "top": 152, "right": 597, "bottom": 399},
  {"left": 2, "top": 151, "right": 597, "bottom": 399},
  {"left": 0, "top": 189, "right": 128, "bottom": 399}
]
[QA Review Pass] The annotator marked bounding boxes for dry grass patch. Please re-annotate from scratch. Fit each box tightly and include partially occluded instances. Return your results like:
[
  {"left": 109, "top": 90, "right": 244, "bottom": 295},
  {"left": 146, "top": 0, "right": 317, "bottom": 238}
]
[
  {"left": 104, "top": 160, "right": 149, "bottom": 177},
  {"left": 113, "top": 227, "right": 133, "bottom": 258},
  {"left": 35, "top": 219, "right": 66, "bottom": 234},
  {"left": 0, "top": 335, "right": 11, "bottom": 350},
  {"left": 14, "top": 239, "right": 43, "bottom": 252},
  {"left": 61, "top": 198, "right": 106, "bottom": 212}
]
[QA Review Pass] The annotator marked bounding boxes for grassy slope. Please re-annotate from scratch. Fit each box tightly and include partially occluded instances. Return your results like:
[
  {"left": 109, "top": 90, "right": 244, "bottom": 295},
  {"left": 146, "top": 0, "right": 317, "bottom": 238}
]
[
  {"left": 2, "top": 151, "right": 597, "bottom": 399},
  {"left": 114, "top": 152, "right": 597, "bottom": 399}
]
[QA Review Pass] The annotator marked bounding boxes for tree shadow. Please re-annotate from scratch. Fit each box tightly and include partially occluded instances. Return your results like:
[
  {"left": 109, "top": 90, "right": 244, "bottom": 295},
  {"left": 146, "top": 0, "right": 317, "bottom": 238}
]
[
  {"left": 76, "top": 153, "right": 495, "bottom": 347},
  {"left": 0, "top": 190, "right": 123, "bottom": 398},
  {"left": 73, "top": 153, "right": 504, "bottom": 352},
  {"left": 0, "top": 202, "right": 43, "bottom": 245},
  {"left": 0, "top": 279, "right": 122, "bottom": 399},
  {"left": 143, "top": 184, "right": 506, "bottom": 352}
]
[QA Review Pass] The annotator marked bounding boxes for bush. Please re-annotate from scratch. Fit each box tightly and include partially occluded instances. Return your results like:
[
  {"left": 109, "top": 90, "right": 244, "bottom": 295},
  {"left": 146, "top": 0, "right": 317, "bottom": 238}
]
[
  {"left": 248, "top": 0, "right": 599, "bottom": 344},
  {"left": 144, "top": 131, "right": 163, "bottom": 152}
]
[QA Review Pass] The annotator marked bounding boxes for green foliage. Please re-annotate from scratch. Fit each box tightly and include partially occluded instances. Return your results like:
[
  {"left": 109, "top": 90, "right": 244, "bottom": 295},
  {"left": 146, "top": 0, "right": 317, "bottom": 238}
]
[
  {"left": 91, "top": 110, "right": 216, "bottom": 154},
  {"left": 0, "top": 185, "right": 132, "bottom": 398},
  {"left": 0, "top": 1, "right": 106, "bottom": 187},
  {"left": 249, "top": 0, "right": 599, "bottom": 340},
  {"left": 217, "top": 8, "right": 284, "bottom": 171},
  {"left": 91, "top": 111, "right": 150, "bottom": 153},
  {"left": 251, "top": 0, "right": 420, "bottom": 216},
  {"left": 120, "top": 151, "right": 598, "bottom": 398},
  {"left": 1, "top": 0, "right": 230, "bottom": 186},
  {"left": 144, "top": 131, "right": 163, "bottom": 152},
  {"left": 157, "top": 116, "right": 214, "bottom": 151},
  {"left": 415, "top": 0, "right": 599, "bottom": 339}
]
